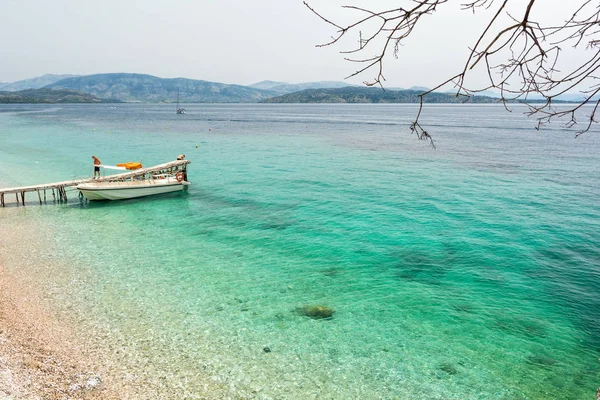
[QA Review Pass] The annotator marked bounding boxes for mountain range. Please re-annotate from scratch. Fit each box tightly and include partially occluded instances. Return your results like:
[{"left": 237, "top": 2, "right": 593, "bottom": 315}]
[
  {"left": 0, "top": 73, "right": 586, "bottom": 104},
  {"left": 0, "top": 73, "right": 497, "bottom": 104},
  {"left": 0, "top": 74, "right": 78, "bottom": 91},
  {"left": 0, "top": 74, "right": 356, "bottom": 103},
  {"left": 0, "top": 88, "right": 117, "bottom": 104},
  {"left": 261, "top": 87, "right": 500, "bottom": 104},
  {"left": 46, "top": 73, "right": 280, "bottom": 103},
  {"left": 248, "top": 80, "right": 355, "bottom": 95}
]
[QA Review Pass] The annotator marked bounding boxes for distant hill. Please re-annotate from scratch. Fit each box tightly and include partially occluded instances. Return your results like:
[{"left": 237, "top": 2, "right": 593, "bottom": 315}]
[
  {"left": 1, "top": 73, "right": 588, "bottom": 103},
  {"left": 47, "top": 73, "right": 278, "bottom": 103},
  {"left": 0, "top": 74, "right": 79, "bottom": 91},
  {"left": 250, "top": 80, "right": 354, "bottom": 96},
  {"left": 554, "top": 93, "right": 590, "bottom": 102},
  {"left": 0, "top": 88, "right": 119, "bottom": 103},
  {"left": 261, "top": 87, "right": 500, "bottom": 104},
  {"left": 408, "top": 86, "right": 430, "bottom": 92},
  {"left": 248, "top": 80, "right": 289, "bottom": 91},
  {"left": 442, "top": 89, "right": 590, "bottom": 102}
]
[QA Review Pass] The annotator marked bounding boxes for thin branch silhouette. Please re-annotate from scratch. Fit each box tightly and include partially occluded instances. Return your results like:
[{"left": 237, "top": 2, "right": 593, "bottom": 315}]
[{"left": 305, "top": 0, "right": 600, "bottom": 145}]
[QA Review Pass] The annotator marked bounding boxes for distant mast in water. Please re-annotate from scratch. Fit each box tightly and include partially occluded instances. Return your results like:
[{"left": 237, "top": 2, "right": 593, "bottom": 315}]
[{"left": 176, "top": 89, "right": 186, "bottom": 115}]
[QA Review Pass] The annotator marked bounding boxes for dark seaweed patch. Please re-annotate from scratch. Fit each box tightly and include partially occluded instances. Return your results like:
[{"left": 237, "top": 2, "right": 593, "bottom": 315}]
[
  {"left": 494, "top": 316, "right": 548, "bottom": 338},
  {"left": 526, "top": 354, "right": 559, "bottom": 368}
]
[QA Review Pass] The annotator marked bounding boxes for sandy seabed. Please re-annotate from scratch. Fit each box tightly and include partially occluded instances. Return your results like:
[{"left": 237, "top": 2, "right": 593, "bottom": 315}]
[
  {"left": 0, "top": 211, "right": 134, "bottom": 399},
  {"left": 0, "top": 207, "right": 243, "bottom": 400}
]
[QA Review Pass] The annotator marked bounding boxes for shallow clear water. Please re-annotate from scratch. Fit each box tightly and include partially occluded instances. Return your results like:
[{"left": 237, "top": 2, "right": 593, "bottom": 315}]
[{"left": 1, "top": 104, "right": 599, "bottom": 399}]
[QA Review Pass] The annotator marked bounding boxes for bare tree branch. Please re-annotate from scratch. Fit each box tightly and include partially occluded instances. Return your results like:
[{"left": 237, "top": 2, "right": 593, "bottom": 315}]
[{"left": 305, "top": 0, "right": 600, "bottom": 145}]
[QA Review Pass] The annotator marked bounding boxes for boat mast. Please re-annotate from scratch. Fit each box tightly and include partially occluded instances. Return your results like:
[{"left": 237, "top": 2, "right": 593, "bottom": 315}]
[{"left": 176, "top": 88, "right": 185, "bottom": 114}]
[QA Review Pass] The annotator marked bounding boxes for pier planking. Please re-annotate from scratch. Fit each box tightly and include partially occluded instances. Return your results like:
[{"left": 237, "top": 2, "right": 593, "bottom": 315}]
[{"left": 0, "top": 160, "right": 190, "bottom": 206}]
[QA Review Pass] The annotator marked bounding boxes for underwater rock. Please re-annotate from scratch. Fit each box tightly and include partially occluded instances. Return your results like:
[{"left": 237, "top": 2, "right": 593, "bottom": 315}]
[
  {"left": 439, "top": 363, "right": 458, "bottom": 375},
  {"left": 263, "top": 347, "right": 271, "bottom": 353},
  {"left": 296, "top": 305, "right": 335, "bottom": 319},
  {"left": 275, "top": 312, "right": 285, "bottom": 321},
  {"left": 495, "top": 316, "right": 548, "bottom": 338},
  {"left": 452, "top": 303, "right": 475, "bottom": 313},
  {"left": 526, "top": 354, "right": 559, "bottom": 367}
]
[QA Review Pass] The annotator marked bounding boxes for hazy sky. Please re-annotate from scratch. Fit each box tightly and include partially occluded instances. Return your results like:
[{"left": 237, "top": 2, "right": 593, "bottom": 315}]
[{"left": 0, "top": 0, "right": 589, "bottom": 89}]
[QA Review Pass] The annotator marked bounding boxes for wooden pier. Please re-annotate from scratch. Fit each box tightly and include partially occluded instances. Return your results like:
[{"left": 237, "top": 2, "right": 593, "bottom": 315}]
[{"left": 0, "top": 159, "right": 190, "bottom": 207}]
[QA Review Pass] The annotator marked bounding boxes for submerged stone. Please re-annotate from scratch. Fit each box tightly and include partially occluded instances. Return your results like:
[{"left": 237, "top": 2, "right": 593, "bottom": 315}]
[
  {"left": 439, "top": 363, "right": 458, "bottom": 375},
  {"left": 495, "top": 316, "right": 548, "bottom": 338},
  {"left": 452, "top": 303, "right": 475, "bottom": 313},
  {"left": 526, "top": 354, "right": 559, "bottom": 367},
  {"left": 297, "top": 305, "right": 335, "bottom": 319},
  {"left": 275, "top": 312, "right": 285, "bottom": 321}
]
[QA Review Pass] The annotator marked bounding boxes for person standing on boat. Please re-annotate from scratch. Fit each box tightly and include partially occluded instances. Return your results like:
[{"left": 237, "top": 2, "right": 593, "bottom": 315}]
[{"left": 92, "top": 155, "right": 101, "bottom": 178}]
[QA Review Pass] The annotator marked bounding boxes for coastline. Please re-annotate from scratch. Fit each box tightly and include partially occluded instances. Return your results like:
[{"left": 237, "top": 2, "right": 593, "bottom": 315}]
[
  {"left": 0, "top": 265, "right": 114, "bottom": 399},
  {"left": 0, "top": 211, "right": 122, "bottom": 399},
  {"left": 0, "top": 208, "right": 231, "bottom": 400}
]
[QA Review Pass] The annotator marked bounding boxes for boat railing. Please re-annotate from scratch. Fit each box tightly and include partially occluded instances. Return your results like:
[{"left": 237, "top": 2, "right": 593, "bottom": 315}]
[
  {"left": 0, "top": 159, "right": 190, "bottom": 206},
  {"left": 151, "top": 173, "right": 174, "bottom": 179}
]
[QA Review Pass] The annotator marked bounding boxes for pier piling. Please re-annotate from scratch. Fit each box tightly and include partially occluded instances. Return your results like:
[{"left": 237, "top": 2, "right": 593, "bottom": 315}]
[{"left": 0, "top": 159, "right": 190, "bottom": 207}]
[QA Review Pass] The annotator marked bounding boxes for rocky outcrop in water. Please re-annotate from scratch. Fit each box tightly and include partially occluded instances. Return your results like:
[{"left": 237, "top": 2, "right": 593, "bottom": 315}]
[{"left": 296, "top": 305, "right": 335, "bottom": 319}]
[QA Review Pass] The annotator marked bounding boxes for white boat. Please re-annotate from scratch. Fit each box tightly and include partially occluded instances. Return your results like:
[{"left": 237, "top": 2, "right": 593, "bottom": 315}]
[{"left": 77, "top": 176, "right": 189, "bottom": 201}]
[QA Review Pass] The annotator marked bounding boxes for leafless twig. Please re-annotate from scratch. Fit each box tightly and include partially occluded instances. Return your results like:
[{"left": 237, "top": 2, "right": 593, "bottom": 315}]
[{"left": 305, "top": 0, "right": 600, "bottom": 144}]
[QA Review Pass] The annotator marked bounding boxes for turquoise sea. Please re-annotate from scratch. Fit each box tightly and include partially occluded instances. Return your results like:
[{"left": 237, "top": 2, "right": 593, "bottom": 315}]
[{"left": 0, "top": 103, "right": 598, "bottom": 399}]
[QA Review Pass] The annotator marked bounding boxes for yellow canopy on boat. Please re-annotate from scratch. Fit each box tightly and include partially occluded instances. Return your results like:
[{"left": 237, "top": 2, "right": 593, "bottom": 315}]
[{"left": 116, "top": 162, "right": 143, "bottom": 170}]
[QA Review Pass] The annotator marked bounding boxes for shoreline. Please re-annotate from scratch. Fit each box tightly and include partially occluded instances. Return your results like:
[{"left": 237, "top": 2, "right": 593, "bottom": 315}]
[
  {"left": 0, "top": 264, "right": 117, "bottom": 399},
  {"left": 0, "top": 212, "right": 124, "bottom": 399},
  {"left": 0, "top": 209, "right": 230, "bottom": 399}
]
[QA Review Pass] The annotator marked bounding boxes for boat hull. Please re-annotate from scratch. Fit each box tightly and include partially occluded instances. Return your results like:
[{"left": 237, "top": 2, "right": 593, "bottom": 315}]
[{"left": 77, "top": 179, "right": 189, "bottom": 201}]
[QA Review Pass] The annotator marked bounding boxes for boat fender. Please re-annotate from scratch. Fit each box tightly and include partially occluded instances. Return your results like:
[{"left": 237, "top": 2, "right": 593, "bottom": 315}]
[{"left": 176, "top": 172, "right": 184, "bottom": 182}]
